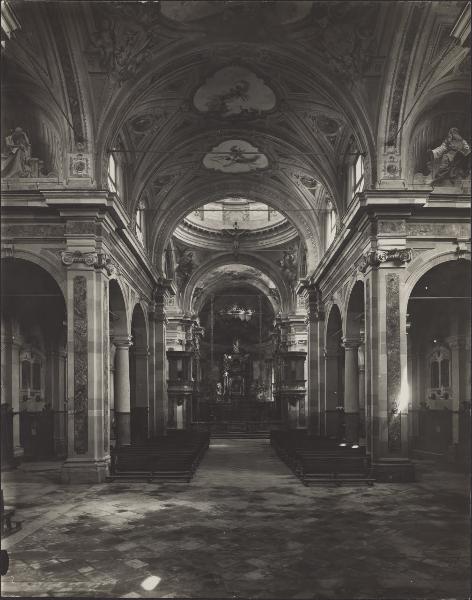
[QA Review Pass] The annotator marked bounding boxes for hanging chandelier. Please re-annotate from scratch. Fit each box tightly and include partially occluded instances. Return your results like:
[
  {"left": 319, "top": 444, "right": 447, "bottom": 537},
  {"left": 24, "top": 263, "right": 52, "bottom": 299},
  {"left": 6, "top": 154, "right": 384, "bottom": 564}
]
[{"left": 219, "top": 304, "right": 254, "bottom": 322}]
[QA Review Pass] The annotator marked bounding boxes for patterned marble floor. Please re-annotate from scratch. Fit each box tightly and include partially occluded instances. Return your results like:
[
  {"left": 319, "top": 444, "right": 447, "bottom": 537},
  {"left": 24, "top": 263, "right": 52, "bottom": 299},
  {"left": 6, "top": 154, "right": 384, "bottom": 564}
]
[{"left": 1, "top": 439, "right": 470, "bottom": 599}]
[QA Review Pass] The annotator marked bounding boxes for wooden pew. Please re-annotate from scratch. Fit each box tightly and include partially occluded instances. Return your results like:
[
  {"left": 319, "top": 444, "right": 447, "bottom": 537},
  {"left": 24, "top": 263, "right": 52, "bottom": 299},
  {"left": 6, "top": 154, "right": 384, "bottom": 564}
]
[
  {"left": 108, "top": 431, "right": 210, "bottom": 482},
  {"left": 270, "top": 431, "right": 374, "bottom": 486}
]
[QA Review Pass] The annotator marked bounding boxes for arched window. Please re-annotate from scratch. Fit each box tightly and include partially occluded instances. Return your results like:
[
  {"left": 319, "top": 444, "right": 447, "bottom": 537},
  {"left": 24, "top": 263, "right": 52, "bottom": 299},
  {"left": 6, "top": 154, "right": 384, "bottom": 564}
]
[
  {"left": 108, "top": 147, "right": 124, "bottom": 200},
  {"left": 136, "top": 200, "right": 146, "bottom": 245},
  {"left": 352, "top": 153, "right": 365, "bottom": 197},
  {"left": 326, "top": 199, "right": 336, "bottom": 248},
  {"left": 428, "top": 345, "right": 451, "bottom": 395},
  {"left": 108, "top": 153, "right": 117, "bottom": 194},
  {"left": 20, "top": 347, "right": 44, "bottom": 407}
]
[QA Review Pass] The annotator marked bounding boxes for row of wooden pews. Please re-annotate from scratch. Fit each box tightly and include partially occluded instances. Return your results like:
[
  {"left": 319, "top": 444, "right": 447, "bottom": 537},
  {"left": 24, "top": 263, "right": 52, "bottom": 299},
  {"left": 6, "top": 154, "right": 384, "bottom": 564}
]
[
  {"left": 108, "top": 430, "right": 210, "bottom": 483},
  {"left": 270, "top": 430, "right": 375, "bottom": 486}
]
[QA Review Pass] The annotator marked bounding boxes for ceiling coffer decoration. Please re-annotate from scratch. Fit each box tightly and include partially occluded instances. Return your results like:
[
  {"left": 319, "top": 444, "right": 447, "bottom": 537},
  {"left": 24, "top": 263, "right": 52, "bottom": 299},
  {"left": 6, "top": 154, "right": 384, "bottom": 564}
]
[
  {"left": 193, "top": 66, "right": 276, "bottom": 119},
  {"left": 203, "top": 140, "right": 269, "bottom": 173}
]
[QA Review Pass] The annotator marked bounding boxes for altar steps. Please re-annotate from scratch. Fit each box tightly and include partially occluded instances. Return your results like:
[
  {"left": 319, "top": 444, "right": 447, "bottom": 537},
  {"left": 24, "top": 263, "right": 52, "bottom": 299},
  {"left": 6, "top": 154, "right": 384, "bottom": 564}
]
[{"left": 211, "top": 431, "right": 270, "bottom": 439}]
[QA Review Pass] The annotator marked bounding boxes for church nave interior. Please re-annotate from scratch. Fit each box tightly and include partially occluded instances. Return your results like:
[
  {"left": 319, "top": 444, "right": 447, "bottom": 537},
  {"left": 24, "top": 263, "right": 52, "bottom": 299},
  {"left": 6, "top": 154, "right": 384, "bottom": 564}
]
[{"left": 0, "top": 0, "right": 470, "bottom": 598}]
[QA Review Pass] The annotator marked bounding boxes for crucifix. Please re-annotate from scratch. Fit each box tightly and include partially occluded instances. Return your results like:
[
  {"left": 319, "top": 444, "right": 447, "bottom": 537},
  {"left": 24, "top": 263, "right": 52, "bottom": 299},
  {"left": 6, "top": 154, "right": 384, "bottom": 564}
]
[{"left": 222, "top": 221, "right": 249, "bottom": 257}]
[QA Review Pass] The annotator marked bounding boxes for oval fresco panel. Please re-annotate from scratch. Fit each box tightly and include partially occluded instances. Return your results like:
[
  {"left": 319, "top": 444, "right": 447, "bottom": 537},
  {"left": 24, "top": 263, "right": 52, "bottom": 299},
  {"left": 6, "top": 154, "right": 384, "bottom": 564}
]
[
  {"left": 161, "top": 1, "right": 313, "bottom": 25},
  {"left": 203, "top": 140, "right": 269, "bottom": 174},
  {"left": 194, "top": 66, "right": 276, "bottom": 119}
]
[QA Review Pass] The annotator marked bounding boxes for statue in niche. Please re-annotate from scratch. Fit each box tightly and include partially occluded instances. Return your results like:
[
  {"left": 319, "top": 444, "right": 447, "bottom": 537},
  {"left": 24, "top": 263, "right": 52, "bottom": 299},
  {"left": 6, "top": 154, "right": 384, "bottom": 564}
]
[
  {"left": 429, "top": 128, "right": 471, "bottom": 186},
  {"left": 1, "top": 127, "right": 32, "bottom": 178},
  {"left": 278, "top": 247, "right": 298, "bottom": 286},
  {"left": 175, "top": 247, "right": 194, "bottom": 285},
  {"left": 232, "top": 338, "right": 241, "bottom": 354}
]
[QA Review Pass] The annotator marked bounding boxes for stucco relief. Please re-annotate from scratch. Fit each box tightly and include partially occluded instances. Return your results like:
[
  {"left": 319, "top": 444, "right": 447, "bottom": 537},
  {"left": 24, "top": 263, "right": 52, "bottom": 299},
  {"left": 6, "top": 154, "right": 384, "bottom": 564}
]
[
  {"left": 377, "top": 220, "right": 406, "bottom": 234},
  {"left": 406, "top": 222, "right": 470, "bottom": 238},
  {"left": 194, "top": 66, "right": 276, "bottom": 119}
]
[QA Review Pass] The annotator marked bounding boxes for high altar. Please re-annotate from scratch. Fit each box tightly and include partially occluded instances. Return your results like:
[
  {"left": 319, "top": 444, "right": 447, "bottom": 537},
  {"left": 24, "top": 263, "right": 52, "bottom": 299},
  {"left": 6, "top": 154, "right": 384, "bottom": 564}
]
[{"left": 222, "top": 339, "right": 251, "bottom": 401}]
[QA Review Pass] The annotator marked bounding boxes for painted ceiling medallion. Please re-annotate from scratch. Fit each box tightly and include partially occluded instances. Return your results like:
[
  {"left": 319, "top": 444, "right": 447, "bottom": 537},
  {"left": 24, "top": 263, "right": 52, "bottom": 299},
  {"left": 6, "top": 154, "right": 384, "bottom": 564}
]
[
  {"left": 160, "top": 1, "right": 313, "bottom": 26},
  {"left": 131, "top": 115, "right": 155, "bottom": 133},
  {"left": 203, "top": 140, "right": 269, "bottom": 173},
  {"left": 316, "top": 116, "right": 340, "bottom": 136},
  {"left": 193, "top": 66, "right": 276, "bottom": 119}
]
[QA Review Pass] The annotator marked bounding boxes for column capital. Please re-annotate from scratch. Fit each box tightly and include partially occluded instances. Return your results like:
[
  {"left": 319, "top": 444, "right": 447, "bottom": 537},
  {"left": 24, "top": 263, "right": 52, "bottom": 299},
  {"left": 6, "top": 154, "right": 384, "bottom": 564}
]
[
  {"left": 112, "top": 335, "right": 133, "bottom": 348},
  {"left": 357, "top": 248, "right": 412, "bottom": 273},
  {"left": 61, "top": 250, "right": 119, "bottom": 276},
  {"left": 342, "top": 337, "right": 362, "bottom": 350}
]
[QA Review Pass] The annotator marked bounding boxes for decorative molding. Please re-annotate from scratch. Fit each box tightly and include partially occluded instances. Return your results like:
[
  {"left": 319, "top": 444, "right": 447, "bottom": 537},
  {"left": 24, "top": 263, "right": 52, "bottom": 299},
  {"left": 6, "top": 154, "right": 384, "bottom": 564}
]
[
  {"left": 303, "top": 282, "right": 324, "bottom": 323},
  {"left": 357, "top": 248, "right": 412, "bottom": 273}
]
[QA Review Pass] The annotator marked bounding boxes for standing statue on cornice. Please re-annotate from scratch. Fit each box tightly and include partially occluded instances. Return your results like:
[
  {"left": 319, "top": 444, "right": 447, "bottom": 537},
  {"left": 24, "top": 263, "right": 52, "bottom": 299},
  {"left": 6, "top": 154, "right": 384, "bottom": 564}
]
[
  {"left": 278, "top": 247, "right": 298, "bottom": 287},
  {"left": 429, "top": 128, "right": 471, "bottom": 186},
  {"left": 175, "top": 247, "right": 194, "bottom": 286},
  {"left": 1, "top": 127, "right": 32, "bottom": 178}
]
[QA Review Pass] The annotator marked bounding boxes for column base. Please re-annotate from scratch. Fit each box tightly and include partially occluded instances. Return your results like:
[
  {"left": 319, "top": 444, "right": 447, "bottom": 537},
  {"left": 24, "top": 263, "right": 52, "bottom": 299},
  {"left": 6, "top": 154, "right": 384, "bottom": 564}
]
[
  {"left": 13, "top": 446, "right": 24, "bottom": 459},
  {"left": 372, "top": 459, "right": 416, "bottom": 482},
  {"left": 115, "top": 412, "right": 131, "bottom": 446},
  {"left": 61, "top": 457, "right": 110, "bottom": 483},
  {"left": 344, "top": 412, "right": 360, "bottom": 443}
]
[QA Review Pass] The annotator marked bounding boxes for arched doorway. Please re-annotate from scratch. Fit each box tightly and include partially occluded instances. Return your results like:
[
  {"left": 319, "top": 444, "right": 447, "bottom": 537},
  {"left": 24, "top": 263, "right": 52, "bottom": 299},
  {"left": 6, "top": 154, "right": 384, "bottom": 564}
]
[
  {"left": 1, "top": 258, "right": 67, "bottom": 464},
  {"left": 407, "top": 259, "right": 470, "bottom": 464},
  {"left": 324, "top": 304, "right": 344, "bottom": 439},
  {"left": 129, "top": 303, "right": 149, "bottom": 442},
  {"left": 109, "top": 279, "right": 130, "bottom": 447},
  {"left": 345, "top": 281, "right": 365, "bottom": 444}
]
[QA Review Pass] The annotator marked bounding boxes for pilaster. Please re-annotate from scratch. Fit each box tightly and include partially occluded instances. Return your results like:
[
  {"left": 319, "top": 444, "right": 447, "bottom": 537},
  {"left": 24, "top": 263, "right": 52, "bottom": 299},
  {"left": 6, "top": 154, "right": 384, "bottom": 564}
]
[
  {"left": 364, "top": 249, "right": 415, "bottom": 482},
  {"left": 60, "top": 250, "right": 112, "bottom": 483}
]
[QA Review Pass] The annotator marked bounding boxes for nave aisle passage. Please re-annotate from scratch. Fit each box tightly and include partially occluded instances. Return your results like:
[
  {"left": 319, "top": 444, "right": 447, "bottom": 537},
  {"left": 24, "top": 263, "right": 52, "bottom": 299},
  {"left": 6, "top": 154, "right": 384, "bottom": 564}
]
[{"left": 193, "top": 438, "right": 297, "bottom": 487}]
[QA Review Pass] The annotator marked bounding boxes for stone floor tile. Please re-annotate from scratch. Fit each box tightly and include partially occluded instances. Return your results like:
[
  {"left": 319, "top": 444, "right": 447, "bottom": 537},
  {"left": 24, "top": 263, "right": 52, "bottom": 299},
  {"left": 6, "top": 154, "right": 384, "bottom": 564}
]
[{"left": 1, "top": 439, "right": 469, "bottom": 599}]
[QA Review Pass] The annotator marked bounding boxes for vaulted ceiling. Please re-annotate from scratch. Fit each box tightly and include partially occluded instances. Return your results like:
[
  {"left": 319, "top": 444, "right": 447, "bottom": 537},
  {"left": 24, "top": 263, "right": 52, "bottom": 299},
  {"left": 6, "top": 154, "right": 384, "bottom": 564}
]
[{"left": 2, "top": 0, "right": 469, "bottom": 308}]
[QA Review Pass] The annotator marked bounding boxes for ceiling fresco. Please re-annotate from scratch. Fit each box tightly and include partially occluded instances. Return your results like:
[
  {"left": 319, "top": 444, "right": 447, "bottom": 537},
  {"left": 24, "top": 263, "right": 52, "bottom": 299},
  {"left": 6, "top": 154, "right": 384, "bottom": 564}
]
[
  {"left": 203, "top": 140, "right": 269, "bottom": 173},
  {"left": 160, "top": 1, "right": 314, "bottom": 26},
  {"left": 193, "top": 66, "right": 276, "bottom": 119}
]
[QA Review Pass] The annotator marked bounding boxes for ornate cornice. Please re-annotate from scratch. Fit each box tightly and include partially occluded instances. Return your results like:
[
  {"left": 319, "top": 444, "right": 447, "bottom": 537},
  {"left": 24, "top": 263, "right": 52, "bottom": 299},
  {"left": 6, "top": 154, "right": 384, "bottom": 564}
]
[
  {"left": 299, "top": 280, "right": 324, "bottom": 323},
  {"left": 357, "top": 248, "right": 412, "bottom": 273},
  {"left": 61, "top": 251, "right": 119, "bottom": 276}
]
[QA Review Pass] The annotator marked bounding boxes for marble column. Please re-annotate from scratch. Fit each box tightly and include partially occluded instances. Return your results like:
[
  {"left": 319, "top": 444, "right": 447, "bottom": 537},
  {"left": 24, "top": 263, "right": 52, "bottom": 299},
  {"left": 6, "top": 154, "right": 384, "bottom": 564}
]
[
  {"left": 358, "top": 342, "right": 366, "bottom": 443},
  {"left": 150, "top": 280, "right": 175, "bottom": 436},
  {"left": 303, "top": 284, "right": 325, "bottom": 434},
  {"left": 324, "top": 350, "right": 340, "bottom": 437},
  {"left": 449, "top": 335, "right": 466, "bottom": 447},
  {"left": 114, "top": 335, "right": 133, "bottom": 446},
  {"left": 307, "top": 318, "right": 324, "bottom": 434},
  {"left": 133, "top": 345, "right": 150, "bottom": 441},
  {"left": 343, "top": 338, "right": 361, "bottom": 443},
  {"left": 11, "top": 338, "right": 22, "bottom": 458}
]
